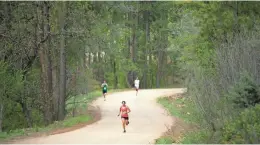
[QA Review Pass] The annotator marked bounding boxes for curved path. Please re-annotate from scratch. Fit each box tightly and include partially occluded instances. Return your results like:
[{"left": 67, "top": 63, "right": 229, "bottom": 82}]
[{"left": 14, "top": 88, "right": 185, "bottom": 144}]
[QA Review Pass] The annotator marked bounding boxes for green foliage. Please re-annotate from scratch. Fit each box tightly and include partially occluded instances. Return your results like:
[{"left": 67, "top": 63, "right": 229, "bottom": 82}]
[
  {"left": 181, "top": 129, "right": 210, "bottom": 144},
  {"left": 157, "top": 96, "right": 206, "bottom": 143},
  {"left": 3, "top": 1, "right": 260, "bottom": 143},
  {"left": 3, "top": 103, "right": 27, "bottom": 131},
  {"left": 227, "top": 73, "right": 260, "bottom": 109},
  {"left": 177, "top": 2, "right": 260, "bottom": 144},
  {"left": 61, "top": 115, "right": 91, "bottom": 127},
  {"left": 66, "top": 91, "right": 102, "bottom": 112},
  {"left": 0, "top": 115, "right": 91, "bottom": 140},
  {"left": 0, "top": 61, "right": 23, "bottom": 99},
  {"left": 0, "top": 61, "right": 26, "bottom": 131},
  {"left": 220, "top": 104, "right": 260, "bottom": 144},
  {"left": 157, "top": 97, "right": 201, "bottom": 124},
  {"left": 0, "top": 90, "right": 103, "bottom": 141},
  {"left": 155, "top": 137, "right": 174, "bottom": 144}
]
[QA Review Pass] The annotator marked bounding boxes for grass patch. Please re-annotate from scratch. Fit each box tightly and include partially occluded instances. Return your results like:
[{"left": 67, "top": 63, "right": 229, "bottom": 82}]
[
  {"left": 157, "top": 96, "right": 199, "bottom": 123},
  {"left": 180, "top": 129, "right": 210, "bottom": 144},
  {"left": 66, "top": 91, "right": 102, "bottom": 113},
  {"left": 0, "top": 115, "right": 92, "bottom": 140},
  {"left": 156, "top": 95, "right": 207, "bottom": 144},
  {"left": 62, "top": 115, "right": 91, "bottom": 127},
  {"left": 0, "top": 89, "right": 126, "bottom": 142},
  {"left": 155, "top": 137, "right": 174, "bottom": 144}
]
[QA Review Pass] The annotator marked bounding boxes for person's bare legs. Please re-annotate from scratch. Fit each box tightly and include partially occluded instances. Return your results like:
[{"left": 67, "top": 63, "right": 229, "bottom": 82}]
[
  {"left": 103, "top": 93, "right": 106, "bottom": 101},
  {"left": 121, "top": 118, "right": 126, "bottom": 133}
]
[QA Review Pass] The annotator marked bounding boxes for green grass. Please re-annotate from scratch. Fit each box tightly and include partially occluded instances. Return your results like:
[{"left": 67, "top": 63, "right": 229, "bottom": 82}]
[
  {"left": 0, "top": 115, "right": 92, "bottom": 141},
  {"left": 66, "top": 91, "right": 102, "bottom": 112},
  {"left": 155, "top": 137, "right": 174, "bottom": 144},
  {"left": 180, "top": 129, "right": 210, "bottom": 144},
  {"left": 157, "top": 96, "right": 199, "bottom": 123},
  {"left": 156, "top": 96, "right": 208, "bottom": 144},
  {"left": 62, "top": 115, "right": 91, "bottom": 127},
  {"left": 0, "top": 89, "right": 126, "bottom": 142}
]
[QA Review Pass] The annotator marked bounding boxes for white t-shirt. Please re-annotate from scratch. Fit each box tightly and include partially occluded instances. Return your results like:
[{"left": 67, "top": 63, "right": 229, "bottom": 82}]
[{"left": 134, "top": 79, "right": 140, "bottom": 88}]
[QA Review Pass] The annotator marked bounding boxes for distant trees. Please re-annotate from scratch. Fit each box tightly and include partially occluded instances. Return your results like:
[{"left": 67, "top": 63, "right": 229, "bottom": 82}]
[{"left": 0, "top": 1, "right": 181, "bottom": 132}]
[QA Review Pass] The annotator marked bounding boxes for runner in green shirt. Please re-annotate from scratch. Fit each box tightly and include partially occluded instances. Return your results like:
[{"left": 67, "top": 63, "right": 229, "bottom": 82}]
[{"left": 101, "top": 80, "right": 108, "bottom": 101}]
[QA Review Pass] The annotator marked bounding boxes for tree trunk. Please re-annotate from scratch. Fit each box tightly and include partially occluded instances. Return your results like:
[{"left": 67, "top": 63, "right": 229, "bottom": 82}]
[
  {"left": 156, "top": 9, "right": 168, "bottom": 88},
  {"left": 58, "top": 1, "right": 67, "bottom": 121},
  {"left": 0, "top": 103, "right": 3, "bottom": 132},
  {"left": 39, "top": 2, "right": 49, "bottom": 125},
  {"left": 44, "top": 1, "right": 54, "bottom": 119},
  {"left": 143, "top": 4, "right": 150, "bottom": 89},
  {"left": 52, "top": 42, "right": 60, "bottom": 121},
  {"left": 113, "top": 60, "right": 118, "bottom": 89},
  {"left": 44, "top": 1, "right": 54, "bottom": 124},
  {"left": 39, "top": 2, "right": 53, "bottom": 125},
  {"left": 156, "top": 37, "right": 167, "bottom": 88},
  {"left": 98, "top": 51, "right": 104, "bottom": 83},
  {"left": 72, "top": 62, "right": 78, "bottom": 117},
  {"left": 156, "top": 50, "right": 163, "bottom": 88},
  {"left": 3, "top": 2, "right": 12, "bottom": 62},
  {"left": 83, "top": 49, "right": 87, "bottom": 94},
  {"left": 21, "top": 101, "right": 33, "bottom": 128},
  {"left": 156, "top": 32, "right": 162, "bottom": 88},
  {"left": 128, "top": 9, "right": 137, "bottom": 86},
  {"left": 52, "top": 64, "right": 59, "bottom": 121},
  {"left": 149, "top": 50, "right": 152, "bottom": 88},
  {"left": 132, "top": 13, "right": 137, "bottom": 63},
  {"left": 51, "top": 9, "right": 60, "bottom": 120},
  {"left": 72, "top": 96, "right": 76, "bottom": 117},
  {"left": 83, "top": 51, "right": 87, "bottom": 70},
  {"left": 88, "top": 52, "right": 91, "bottom": 66}
]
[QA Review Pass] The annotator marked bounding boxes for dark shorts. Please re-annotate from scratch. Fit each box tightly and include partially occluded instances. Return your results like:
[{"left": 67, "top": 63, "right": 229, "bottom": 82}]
[
  {"left": 103, "top": 90, "right": 107, "bottom": 94},
  {"left": 121, "top": 116, "right": 129, "bottom": 120}
]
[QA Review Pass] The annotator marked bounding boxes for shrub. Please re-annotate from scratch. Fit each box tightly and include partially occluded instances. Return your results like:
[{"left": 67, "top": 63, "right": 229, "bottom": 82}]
[
  {"left": 227, "top": 73, "right": 260, "bottom": 109},
  {"left": 220, "top": 104, "right": 260, "bottom": 143}
]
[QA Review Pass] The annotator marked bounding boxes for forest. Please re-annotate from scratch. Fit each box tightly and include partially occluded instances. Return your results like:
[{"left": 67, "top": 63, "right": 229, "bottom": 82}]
[{"left": 1, "top": 1, "right": 260, "bottom": 143}]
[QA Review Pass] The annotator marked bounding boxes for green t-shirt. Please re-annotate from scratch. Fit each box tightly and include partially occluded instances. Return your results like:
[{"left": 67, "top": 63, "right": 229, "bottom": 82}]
[{"left": 102, "top": 83, "right": 108, "bottom": 91}]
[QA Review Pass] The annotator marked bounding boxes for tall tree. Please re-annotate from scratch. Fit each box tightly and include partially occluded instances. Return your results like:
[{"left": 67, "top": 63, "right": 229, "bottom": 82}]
[{"left": 58, "top": 1, "right": 67, "bottom": 121}]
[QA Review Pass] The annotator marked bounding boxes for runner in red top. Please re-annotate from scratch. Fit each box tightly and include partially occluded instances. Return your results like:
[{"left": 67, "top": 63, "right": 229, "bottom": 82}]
[{"left": 117, "top": 101, "right": 131, "bottom": 133}]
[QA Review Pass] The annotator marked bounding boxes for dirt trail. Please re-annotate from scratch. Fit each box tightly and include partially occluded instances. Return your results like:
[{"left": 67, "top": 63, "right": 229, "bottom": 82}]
[{"left": 13, "top": 88, "right": 185, "bottom": 144}]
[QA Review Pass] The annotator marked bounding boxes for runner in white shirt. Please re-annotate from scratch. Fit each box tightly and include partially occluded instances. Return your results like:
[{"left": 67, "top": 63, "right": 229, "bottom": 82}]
[{"left": 134, "top": 77, "right": 140, "bottom": 96}]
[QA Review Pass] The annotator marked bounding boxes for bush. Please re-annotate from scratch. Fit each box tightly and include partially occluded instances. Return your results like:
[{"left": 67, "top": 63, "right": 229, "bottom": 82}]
[
  {"left": 228, "top": 73, "right": 260, "bottom": 109},
  {"left": 220, "top": 104, "right": 260, "bottom": 143},
  {"left": 181, "top": 129, "right": 210, "bottom": 144}
]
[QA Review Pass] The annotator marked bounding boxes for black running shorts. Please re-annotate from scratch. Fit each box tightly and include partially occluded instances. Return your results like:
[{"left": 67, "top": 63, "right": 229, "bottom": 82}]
[{"left": 121, "top": 116, "right": 129, "bottom": 120}]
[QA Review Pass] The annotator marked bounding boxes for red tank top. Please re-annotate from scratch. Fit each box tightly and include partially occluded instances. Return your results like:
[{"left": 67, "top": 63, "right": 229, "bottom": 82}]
[{"left": 120, "top": 105, "right": 129, "bottom": 117}]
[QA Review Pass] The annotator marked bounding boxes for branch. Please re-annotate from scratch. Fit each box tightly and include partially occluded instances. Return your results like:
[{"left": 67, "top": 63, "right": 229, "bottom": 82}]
[
  {"left": 0, "top": 33, "right": 28, "bottom": 48},
  {"left": 23, "top": 33, "right": 50, "bottom": 75},
  {"left": 37, "top": 32, "right": 50, "bottom": 47}
]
